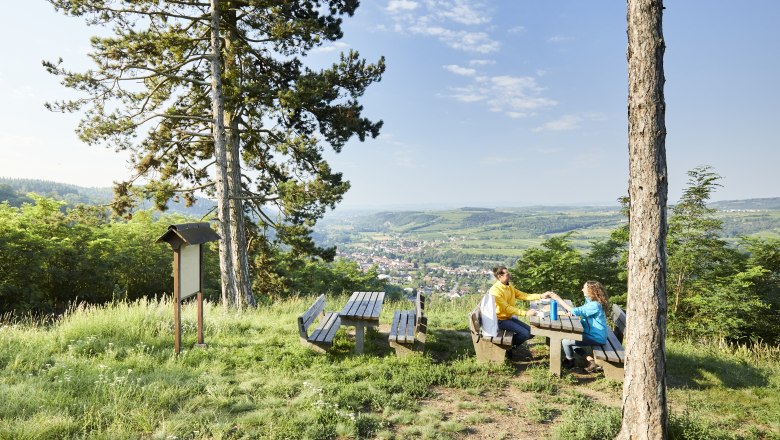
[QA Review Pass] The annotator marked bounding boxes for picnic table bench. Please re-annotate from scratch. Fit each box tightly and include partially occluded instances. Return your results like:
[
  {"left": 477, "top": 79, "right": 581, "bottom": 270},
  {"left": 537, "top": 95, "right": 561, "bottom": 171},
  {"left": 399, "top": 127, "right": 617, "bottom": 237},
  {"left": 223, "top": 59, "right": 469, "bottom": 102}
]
[
  {"left": 592, "top": 304, "right": 627, "bottom": 381},
  {"left": 467, "top": 305, "right": 516, "bottom": 363},
  {"left": 297, "top": 294, "right": 341, "bottom": 353},
  {"left": 388, "top": 291, "right": 427, "bottom": 357}
]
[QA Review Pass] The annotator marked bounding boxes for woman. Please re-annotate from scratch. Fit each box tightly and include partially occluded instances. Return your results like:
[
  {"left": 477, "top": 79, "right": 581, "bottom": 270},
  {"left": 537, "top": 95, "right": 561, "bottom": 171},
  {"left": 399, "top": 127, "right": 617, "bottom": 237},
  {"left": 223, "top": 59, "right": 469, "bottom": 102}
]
[{"left": 548, "top": 280, "right": 609, "bottom": 373}]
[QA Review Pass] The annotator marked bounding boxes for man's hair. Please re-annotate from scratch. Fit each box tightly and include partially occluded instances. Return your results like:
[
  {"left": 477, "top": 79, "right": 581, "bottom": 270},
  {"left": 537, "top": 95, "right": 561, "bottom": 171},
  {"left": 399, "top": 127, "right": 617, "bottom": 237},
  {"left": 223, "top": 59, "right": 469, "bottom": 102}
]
[{"left": 492, "top": 265, "right": 508, "bottom": 278}]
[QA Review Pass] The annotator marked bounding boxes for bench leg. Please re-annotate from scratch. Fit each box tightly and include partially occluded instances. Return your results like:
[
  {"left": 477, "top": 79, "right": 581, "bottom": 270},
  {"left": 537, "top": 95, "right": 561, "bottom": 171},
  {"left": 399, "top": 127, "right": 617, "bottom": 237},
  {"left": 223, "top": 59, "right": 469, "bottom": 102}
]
[
  {"left": 300, "top": 337, "right": 328, "bottom": 354},
  {"left": 548, "top": 336, "right": 564, "bottom": 377},
  {"left": 354, "top": 322, "right": 366, "bottom": 354},
  {"left": 595, "top": 360, "right": 624, "bottom": 382},
  {"left": 471, "top": 334, "right": 509, "bottom": 363},
  {"left": 390, "top": 341, "right": 419, "bottom": 357}
]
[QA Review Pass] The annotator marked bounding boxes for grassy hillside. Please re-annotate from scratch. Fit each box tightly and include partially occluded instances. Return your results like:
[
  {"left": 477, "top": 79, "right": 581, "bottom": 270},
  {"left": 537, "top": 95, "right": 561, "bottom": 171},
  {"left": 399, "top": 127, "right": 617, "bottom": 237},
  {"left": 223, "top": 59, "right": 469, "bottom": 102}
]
[{"left": 2, "top": 296, "right": 778, "bottom": 439}]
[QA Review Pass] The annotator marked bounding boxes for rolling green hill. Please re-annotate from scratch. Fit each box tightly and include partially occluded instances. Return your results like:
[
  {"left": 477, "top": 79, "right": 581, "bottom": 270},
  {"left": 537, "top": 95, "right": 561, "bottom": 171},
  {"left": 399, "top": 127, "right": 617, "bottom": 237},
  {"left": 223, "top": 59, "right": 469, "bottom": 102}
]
[
  {"left": 0, "top": 177, "right": 216, "bottom": 217},
  {"left": 317, "top": 204, "right": 780, "bottom": 268}
]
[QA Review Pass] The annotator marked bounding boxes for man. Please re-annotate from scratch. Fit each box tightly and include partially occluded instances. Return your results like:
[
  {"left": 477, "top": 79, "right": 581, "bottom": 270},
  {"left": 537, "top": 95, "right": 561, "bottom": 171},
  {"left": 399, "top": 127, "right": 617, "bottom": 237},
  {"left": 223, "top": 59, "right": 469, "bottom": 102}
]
[{"left": 489, "top": 265, "right": 552, "bottom": 357}]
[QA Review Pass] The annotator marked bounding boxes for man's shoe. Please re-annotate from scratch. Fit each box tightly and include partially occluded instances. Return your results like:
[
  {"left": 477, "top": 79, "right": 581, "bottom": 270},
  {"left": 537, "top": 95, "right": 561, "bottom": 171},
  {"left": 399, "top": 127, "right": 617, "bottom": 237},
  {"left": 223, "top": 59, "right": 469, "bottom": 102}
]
[
  {"left": 563, "top": 358, "right": 576, "bottom": 370},
  {"left": 505, "top": 349, "right": 514, "bottom": 359},
  {"left": 584, "top": 360, "right": 603, "bottom": 373}
]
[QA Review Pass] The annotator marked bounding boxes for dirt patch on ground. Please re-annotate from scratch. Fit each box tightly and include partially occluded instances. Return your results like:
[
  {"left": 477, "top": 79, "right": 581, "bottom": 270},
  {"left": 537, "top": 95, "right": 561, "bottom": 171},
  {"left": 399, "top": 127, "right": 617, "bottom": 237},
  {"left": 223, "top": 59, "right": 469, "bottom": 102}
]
[{"left": 417, "top": 342, "right": 623, "bottom": 439}]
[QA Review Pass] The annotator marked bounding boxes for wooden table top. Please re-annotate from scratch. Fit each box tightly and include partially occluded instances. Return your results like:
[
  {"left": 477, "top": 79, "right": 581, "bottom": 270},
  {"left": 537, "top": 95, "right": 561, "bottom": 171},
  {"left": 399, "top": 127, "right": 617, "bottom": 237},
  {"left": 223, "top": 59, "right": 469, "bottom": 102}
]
[
  {"left": 529, "top": 300, "right": 586, "bottom": 333},
  {"left": 340, "top": 291, "right": 385, "bottom": 321}
]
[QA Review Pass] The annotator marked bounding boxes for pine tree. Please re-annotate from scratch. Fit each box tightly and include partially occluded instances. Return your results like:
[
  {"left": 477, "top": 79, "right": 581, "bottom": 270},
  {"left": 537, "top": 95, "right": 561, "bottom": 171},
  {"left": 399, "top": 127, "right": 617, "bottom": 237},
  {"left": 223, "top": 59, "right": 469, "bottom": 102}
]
[
  {"left": 44, "top": 0, "right": 384, "bottom": 306},
  {"left": 620, "top": 0, "right": 669, "bottom": 438}
]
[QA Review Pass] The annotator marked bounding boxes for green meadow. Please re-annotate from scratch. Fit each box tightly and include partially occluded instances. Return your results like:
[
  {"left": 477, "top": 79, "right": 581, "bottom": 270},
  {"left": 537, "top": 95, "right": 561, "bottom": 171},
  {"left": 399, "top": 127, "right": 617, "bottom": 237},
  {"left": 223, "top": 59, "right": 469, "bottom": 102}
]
[{"left": 2, "top": 295, "right": 778, "bottom": 439}]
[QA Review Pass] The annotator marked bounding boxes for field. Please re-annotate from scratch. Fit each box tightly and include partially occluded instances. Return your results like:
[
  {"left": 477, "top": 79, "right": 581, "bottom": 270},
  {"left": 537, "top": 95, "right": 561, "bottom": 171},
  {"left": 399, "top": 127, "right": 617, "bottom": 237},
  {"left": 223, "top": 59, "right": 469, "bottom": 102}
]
[
  {"left": 2, "top": 296, "right": 778, "bottom": 439},
  {"left": 317, "top": 206, "right": 780, "bottom": 267}
]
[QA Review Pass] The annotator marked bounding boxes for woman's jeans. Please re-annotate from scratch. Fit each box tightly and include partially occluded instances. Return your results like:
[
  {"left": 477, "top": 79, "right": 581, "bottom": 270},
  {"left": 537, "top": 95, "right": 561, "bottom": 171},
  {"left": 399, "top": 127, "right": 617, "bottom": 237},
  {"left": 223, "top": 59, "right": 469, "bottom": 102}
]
[
  {"left": 562, "top": 335, "right": 602, "bottom": 359},
  {"left": 498, "top": 317, "right": 532, "bottom": 347}
]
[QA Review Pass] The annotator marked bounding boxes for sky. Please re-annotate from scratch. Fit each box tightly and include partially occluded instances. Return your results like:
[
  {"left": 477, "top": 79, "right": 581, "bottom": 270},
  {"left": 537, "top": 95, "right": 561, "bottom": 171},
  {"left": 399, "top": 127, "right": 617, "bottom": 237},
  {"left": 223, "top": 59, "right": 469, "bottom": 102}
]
[{"left": 1, "top": 1, "right": 779, "bottom": 210}]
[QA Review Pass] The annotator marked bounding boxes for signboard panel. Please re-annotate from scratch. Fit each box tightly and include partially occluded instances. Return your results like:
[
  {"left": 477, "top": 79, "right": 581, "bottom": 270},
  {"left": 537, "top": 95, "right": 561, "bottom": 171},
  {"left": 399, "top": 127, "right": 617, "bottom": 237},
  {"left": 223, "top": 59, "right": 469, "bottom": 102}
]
[{"left": 179, "top": 244, "right": 200, "bottom": 301}]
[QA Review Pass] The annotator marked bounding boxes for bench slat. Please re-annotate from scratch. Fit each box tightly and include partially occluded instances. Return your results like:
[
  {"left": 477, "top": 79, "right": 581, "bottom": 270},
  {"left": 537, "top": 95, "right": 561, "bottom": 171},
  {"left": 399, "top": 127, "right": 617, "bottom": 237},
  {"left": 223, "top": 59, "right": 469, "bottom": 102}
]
[
  {"left": 309, "top": 311, "right": 340, "bottom": 344},
  {"left": 397, "top": 310, "right": 410, "bottom": 343},
  {"left": 605, "top": 327, "right": 625, "bottom": 362},
  {"left": 298, "top": 294, "right": 327, "bottom": 338},
  {"left": 389, "top": 310, "right": 402, "bottom": 343},
  {"left": 404, "top": 311, "right": 416, "bottom": 343},
  {"left": 593, "top": 328, "right": 622, "bottom": 363}
]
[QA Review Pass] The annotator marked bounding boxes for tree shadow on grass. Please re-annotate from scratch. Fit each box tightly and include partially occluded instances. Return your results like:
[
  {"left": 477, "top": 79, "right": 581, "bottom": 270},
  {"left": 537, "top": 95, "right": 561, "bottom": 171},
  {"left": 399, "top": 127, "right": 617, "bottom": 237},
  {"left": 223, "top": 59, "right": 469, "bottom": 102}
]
[{"left": 666, "top": 350, "right": 768, "bottom": 390}]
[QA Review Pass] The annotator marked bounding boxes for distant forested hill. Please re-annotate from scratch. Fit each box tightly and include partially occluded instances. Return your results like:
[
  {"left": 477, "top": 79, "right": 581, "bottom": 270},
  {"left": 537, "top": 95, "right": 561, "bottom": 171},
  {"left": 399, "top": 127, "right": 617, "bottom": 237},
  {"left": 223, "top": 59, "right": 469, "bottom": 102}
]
[
  {"left": 0, "top": 178, "right": 111, "bottom": 206},
  {"left": 0, "top": 177, "right": 215, "bottom": 217},
  {"left": 709, "top": 197, "right": 780, "bottom": 210}
]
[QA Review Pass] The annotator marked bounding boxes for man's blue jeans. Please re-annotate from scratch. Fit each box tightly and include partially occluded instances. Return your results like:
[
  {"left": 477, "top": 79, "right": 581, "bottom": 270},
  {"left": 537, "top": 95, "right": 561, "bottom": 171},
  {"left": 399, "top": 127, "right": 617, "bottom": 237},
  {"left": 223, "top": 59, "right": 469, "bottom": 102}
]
[{"left": 498, "top": 317, "right": 532, "bottom": 346}]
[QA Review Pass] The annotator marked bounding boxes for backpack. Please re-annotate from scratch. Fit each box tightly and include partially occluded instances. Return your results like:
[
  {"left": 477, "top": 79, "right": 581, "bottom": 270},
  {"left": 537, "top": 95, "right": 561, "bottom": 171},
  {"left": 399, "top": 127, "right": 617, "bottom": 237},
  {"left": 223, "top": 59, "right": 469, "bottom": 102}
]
[{"left": 479, "top": 293, "right": 498, "bottom": 337}]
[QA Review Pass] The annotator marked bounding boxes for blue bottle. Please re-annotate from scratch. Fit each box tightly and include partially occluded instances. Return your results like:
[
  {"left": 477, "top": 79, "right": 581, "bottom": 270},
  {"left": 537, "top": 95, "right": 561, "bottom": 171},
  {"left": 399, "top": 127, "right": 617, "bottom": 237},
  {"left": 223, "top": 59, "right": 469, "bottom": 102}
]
[{"left": 550, "top": 300, "right": 558, "bottom": 321}]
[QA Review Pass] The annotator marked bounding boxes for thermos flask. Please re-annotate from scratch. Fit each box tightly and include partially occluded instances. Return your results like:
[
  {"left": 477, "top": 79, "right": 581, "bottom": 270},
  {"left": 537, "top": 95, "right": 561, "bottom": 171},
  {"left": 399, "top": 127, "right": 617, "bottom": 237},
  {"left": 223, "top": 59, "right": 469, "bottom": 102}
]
[{"left": 550, "top": 300, "right": 558, "bottom": 321}]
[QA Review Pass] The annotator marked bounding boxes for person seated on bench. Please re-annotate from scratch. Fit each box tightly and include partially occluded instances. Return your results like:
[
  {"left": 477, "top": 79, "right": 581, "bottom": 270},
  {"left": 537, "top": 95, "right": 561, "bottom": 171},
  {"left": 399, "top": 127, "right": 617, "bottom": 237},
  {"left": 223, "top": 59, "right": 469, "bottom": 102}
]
[
  {"left": 548, "top": 280, "right": 609, "bottom": 373},
  {"left": 489, "top": 265, "right": 553, "bottom": 358}
]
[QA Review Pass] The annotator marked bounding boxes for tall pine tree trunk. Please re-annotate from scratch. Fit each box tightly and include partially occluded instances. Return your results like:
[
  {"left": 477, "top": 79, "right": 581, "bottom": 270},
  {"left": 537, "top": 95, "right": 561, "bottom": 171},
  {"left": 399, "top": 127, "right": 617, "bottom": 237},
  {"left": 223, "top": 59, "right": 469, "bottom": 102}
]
[
  {"left": 227, "top": 113, "right": 256, "bottom": 307},
  {"left": 223, "top": 5, "right": 255, "bottom": 308},
  {"left": 209, "top": 0, "right": 238, "bottom": 309},
  {"left": 619, "top": 0, "right": 669, "bottom": 438}
]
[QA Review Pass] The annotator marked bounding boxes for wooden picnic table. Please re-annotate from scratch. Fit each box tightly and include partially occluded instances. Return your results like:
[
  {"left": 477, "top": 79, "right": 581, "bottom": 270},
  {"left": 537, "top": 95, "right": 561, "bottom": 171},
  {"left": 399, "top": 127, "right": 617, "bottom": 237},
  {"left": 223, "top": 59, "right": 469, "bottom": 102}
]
[
  {"left": 339, "top": 291, "right": 385, "bottom": 354},
  {"left": 529, "top": 299, "right": 586, "bottom": 376}
]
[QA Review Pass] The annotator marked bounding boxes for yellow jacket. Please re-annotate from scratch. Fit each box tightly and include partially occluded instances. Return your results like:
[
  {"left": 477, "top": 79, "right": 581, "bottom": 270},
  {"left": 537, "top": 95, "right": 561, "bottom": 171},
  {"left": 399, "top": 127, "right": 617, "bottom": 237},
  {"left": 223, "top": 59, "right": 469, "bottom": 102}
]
[{"left": 489, "top": 280, "right": 542, "bottom": 320}]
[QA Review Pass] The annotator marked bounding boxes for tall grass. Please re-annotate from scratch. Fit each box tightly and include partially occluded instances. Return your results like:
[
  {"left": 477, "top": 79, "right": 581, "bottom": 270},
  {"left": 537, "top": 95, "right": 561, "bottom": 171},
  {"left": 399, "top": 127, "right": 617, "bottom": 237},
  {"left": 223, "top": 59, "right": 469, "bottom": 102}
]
[{"left": 1, "top": 296, "right": 778, "bottom": 439}]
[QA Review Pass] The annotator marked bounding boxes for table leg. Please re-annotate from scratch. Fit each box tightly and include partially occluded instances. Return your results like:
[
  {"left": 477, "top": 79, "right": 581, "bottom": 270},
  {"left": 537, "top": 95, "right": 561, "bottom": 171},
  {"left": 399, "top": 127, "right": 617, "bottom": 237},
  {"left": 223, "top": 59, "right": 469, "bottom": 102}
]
[
  {"left": 549, "top": 336, "right": 563, "bottom": 376},
  {"left": 354, "top": 321, "right": 365, "bottom": 354}
]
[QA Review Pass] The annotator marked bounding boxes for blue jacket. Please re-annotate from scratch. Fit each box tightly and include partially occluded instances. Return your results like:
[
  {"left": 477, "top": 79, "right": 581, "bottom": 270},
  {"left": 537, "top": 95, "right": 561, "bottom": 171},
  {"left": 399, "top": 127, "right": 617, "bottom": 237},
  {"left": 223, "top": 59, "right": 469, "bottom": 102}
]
[{"left": 571, "top": 299, "right": 608, "bottom": 344}]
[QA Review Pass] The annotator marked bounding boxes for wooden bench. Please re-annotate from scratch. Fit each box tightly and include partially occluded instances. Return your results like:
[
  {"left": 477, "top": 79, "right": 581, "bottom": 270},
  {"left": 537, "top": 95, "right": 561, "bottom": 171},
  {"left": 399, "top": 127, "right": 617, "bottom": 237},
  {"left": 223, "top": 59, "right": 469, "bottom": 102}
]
[
  {"left": 297, "top": 294, "right": 341, "bottom": 353},
  {"left": 592, "top": 304, "right": 627, "bottom": 381},
  {"left": 388, "top": 291, "right": 427, "bottom": 357},
  {"left": 467, "top": 305, "right": 515, "bottom": 363}
]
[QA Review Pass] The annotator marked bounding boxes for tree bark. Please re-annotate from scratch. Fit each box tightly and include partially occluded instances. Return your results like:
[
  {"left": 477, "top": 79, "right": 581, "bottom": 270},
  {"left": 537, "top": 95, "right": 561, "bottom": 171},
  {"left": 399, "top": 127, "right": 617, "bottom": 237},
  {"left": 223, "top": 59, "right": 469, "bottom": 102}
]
[
  {"left": 619, "top": 0, "right": 669, "bottom": 439},
  {"left": 209, "top": 0, "right": 237, "bottom": 309}
]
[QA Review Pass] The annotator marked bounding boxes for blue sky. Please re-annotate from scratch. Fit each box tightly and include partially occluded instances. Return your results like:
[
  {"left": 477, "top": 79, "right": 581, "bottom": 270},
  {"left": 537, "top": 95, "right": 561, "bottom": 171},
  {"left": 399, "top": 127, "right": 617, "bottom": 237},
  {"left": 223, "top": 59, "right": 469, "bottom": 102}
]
[{"left": 1, "top": 1, "right": 779, "bottom": 209}]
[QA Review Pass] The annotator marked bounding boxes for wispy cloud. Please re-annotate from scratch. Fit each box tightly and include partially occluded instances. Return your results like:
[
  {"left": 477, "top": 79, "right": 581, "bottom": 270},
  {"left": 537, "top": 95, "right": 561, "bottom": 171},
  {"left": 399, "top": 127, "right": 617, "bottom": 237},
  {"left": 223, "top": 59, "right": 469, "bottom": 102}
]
[
  {"left": 311, "top": 41, "right": 349, "bottom": 54},
  {"left": 387, "top": 0, "right": 419, "bottom": 12},
  {"left": 547, "top": 34, "right": 572, "bottom": 44},
  {"left": 448, "top": 75, "right": 556, "bottom": 117},
  {"left": 386, "top": 0, "right": 499, "bottom": 53},
  {"left": 469, "top": 59, "right": 495, "bottom": 66},
  {"left": 443, "top": 64, "right": 476, "bottom": 76},
  {"left": 393, "top": 148, "right": 422, "bottom": 169},
  {"left": 533, "top": 113, "right": 605, "bottom": 132}
]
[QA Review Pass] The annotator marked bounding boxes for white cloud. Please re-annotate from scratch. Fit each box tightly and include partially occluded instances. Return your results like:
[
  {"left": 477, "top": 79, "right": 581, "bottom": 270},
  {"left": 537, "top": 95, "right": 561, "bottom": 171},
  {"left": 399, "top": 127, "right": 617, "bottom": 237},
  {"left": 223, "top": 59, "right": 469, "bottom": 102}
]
[
  {"left": 446, "top": 74, "right": 557, "bottom": 118},
  {"left": 443, "top": 64, "right": 476, "bottom": 76},
  {"left": 437, "top": 0, "right": 490, "bottom": 25},
  {"left": 507, "top": 25, "right": 526, "bottom": 34},
  {"left": 469, "top": 59, "right": 495, "bottom": 66},
  {"left": 533, "top": 113, "right": 605, "bottom": 132},
  {"left": 386, "top": 0, "right": 499, "bottom": 53},
  {"left": 387, "top": 0, "right": 419, "bottom": 12},
  {"left": 311, "top": 42, "right": 350, "bottom": 54},
  {"left": 534, "top": 115, "right": 582, "bottom": 131}
]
